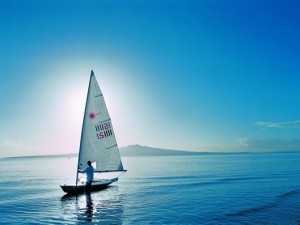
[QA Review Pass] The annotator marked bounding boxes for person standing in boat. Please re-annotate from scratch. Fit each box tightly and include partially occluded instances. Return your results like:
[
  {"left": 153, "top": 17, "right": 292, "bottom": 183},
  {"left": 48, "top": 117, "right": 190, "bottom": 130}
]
[{"left": 79, "top": 161, "right": 94, "bottom": 193}]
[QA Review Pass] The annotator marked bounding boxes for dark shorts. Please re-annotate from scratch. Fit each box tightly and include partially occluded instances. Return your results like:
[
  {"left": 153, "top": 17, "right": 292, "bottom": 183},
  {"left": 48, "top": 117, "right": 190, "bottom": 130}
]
[{"left": 85, "top": 181, "right": 92, "bottom": 193}]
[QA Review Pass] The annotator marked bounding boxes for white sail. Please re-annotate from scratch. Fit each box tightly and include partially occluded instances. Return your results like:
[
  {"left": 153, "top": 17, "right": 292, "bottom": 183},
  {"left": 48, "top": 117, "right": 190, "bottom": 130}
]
[{"left": 78, "top": 71, "right": 124, "bottom": 172}]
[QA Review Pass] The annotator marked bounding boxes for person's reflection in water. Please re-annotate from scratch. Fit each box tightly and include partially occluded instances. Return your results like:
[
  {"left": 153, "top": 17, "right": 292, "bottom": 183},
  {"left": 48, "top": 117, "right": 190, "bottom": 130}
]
[{"left": 84, "top": 192, "right": 94, "bottom": 222}]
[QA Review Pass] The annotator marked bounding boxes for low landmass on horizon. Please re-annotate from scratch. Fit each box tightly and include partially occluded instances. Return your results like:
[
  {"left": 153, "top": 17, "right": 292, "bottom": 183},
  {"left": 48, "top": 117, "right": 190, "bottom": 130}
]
[
  {"left": 0, "top": 144, "right": 246, "bottom": 160},
  {"left": 2, "top": 144, "right": 297, "bottom": 160}
]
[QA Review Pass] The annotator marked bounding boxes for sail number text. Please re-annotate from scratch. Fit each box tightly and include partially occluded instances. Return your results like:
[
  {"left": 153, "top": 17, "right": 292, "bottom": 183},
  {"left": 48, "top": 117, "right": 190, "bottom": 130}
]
[{"left": 95, "top": 122, "right": 113, "bottom": 139}]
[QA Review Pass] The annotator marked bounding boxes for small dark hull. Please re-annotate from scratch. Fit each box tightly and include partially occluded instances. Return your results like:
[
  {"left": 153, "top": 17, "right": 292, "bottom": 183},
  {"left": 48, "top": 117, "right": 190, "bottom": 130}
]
[{"left": 60, "top": 178, "right": 118, "bottom": 194}]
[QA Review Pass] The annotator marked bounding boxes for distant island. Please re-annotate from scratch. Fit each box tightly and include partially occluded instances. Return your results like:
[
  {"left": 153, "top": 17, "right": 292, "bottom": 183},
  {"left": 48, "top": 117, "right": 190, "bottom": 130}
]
[
  {"left": 0, "top": 144, "right": 229, "bottom": 160},
  {"left": 2, "top": 144, "right": 296, "bottom": 160},
  {"left": 120, "top": 144, "right": 219, "bottom": 156}
]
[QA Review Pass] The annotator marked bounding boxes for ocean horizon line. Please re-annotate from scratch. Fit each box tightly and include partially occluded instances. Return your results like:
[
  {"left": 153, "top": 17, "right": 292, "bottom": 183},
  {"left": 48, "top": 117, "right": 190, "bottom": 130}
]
[{"left": 1, "top": 144, "right": 299, "bottom": 160}]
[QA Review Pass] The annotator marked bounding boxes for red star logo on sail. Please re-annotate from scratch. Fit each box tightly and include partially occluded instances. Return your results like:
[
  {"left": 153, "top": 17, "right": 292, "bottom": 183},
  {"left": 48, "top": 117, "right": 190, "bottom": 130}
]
[{"left": 89, "top": 112, "right": 96, "bottom": 120}]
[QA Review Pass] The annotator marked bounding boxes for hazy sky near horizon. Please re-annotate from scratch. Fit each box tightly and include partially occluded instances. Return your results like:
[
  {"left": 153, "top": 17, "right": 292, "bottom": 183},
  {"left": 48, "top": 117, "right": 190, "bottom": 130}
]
[{"left": 1, "top": 0, "right": 300, "bottom": 157}]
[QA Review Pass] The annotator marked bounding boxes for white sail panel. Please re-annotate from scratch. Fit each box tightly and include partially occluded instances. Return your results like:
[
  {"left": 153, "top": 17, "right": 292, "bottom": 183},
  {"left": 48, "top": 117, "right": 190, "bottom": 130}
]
[{"left": 78, "top": 71, "right": 124, "bottom": 172}]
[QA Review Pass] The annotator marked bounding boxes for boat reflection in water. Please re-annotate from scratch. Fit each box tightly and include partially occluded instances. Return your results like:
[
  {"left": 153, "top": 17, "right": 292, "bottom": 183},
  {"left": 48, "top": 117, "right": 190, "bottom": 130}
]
[
  {"left": 82, "top": 193, "right": 93, "bottom": 222},
  {"left": 60, "top": 186, "right": 123, "bottom": 224}
]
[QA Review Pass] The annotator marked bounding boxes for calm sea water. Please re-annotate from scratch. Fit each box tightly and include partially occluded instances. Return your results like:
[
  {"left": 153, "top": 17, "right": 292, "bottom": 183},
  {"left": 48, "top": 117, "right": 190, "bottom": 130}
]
[{"left": 0, "top": 153, "right": 299, "bottom": 224}]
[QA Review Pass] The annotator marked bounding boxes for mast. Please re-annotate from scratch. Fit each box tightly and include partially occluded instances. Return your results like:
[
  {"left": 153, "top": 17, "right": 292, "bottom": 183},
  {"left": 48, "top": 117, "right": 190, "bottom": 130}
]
[{"left": 75, "top": 70, "right": 94, "bottom": 186}]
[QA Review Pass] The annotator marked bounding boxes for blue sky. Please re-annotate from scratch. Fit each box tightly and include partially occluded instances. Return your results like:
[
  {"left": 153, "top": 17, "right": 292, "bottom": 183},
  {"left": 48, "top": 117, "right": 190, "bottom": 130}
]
[{"left": 1, "top": 0, "right": 300, "bottom": 157}]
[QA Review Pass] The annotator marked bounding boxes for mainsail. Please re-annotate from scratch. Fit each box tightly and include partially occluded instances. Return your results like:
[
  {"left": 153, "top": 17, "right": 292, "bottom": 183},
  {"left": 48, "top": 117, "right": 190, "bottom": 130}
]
[{"left": 77, "top": 71, "right": 124, "bottom": 173}]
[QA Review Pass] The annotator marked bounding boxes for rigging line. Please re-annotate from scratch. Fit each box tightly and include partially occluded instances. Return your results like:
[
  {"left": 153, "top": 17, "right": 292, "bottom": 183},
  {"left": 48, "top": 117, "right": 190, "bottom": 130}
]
[
  {"left": 77, "top": 173, "right": 84, "bottom": 182},
  {"left": 93, "top": 170, "right": 126, "bottom": 179},
  {"left": 117, "top": 171, "right": 127, "bottom": 178}
]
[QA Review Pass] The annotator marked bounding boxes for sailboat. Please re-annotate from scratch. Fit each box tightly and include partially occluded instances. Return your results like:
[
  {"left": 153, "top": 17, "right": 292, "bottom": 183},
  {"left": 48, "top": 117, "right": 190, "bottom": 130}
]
[{"left": 60, "top": 70, "right": 127, "bottom": 194}]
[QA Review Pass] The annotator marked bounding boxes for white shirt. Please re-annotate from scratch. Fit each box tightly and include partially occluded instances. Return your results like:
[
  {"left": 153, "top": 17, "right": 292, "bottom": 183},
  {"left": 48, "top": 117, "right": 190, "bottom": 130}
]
[{"left": 82, "top": 165, "right": 94, "bottom": 182}]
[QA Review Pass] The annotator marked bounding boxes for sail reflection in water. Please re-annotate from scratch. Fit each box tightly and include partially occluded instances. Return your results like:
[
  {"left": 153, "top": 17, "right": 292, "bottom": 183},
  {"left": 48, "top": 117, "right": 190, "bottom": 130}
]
[{"left": 61, "top": 186, "right": 123, "bottom": 224}]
